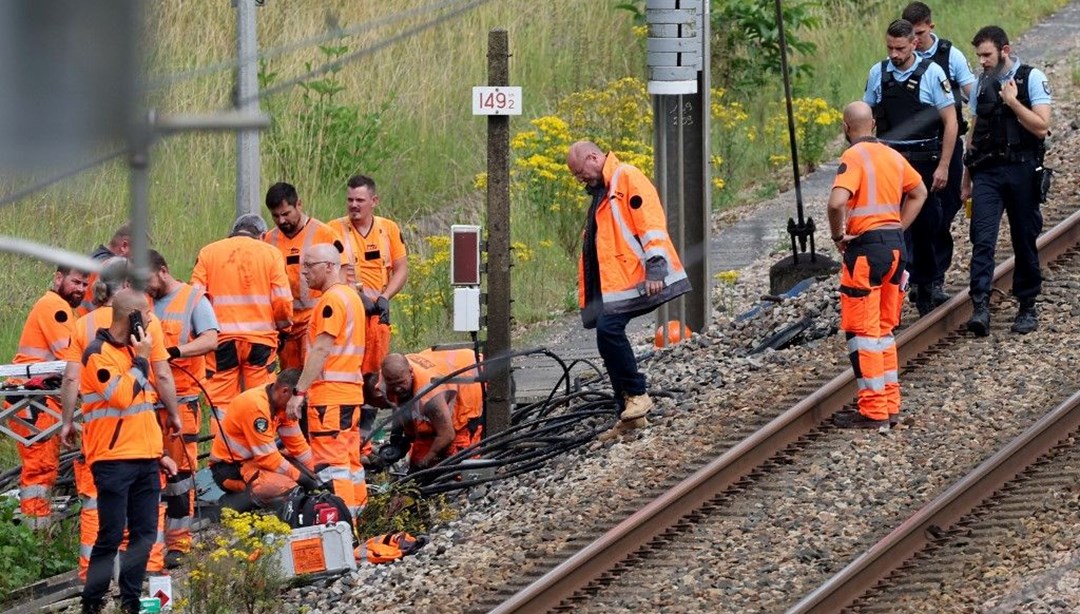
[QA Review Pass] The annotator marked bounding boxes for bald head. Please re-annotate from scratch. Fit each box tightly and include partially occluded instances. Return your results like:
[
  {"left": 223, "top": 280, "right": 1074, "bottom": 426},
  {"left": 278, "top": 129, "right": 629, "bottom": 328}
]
[
  {"left": 567, "top": 140, "right": 606, "bottom": 186},
  {"left": 381, "top": 353, "right": 414, "bottom": 402},
  {"left": 301, "top": 243, "right": 342, "bottom": 291},
  {"left": 843, "top": 101, "right": 875, "bottom": 140},
  {"left": 112, "top": 288, "right": 148, "bottom": 322}
]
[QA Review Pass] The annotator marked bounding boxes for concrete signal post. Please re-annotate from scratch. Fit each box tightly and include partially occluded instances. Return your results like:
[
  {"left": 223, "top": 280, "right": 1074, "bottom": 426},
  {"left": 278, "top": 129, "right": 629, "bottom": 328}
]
[{"left": 646, "top": 0, "right": 711, "bottom": 342}]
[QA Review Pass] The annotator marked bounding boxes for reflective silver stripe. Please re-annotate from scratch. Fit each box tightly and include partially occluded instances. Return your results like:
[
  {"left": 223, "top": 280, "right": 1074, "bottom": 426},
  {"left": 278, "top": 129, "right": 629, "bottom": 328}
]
[
  {"left": 884, "top": 370, "right": 899, "bottom": 384},
  {"left": 351, "top": 467, "right": 366, "bottom": 485},
  {"left": 166, "top": 517, "right": 192, "bottom": 530},
  {"left": 849, "top": 203, "right": 901, "bottom": 218},
  {"left": 20, "top": 484, "right": 48, "bottom": 498},
  {"left": 328, "top": 343, "right": 364, "bottom": 356},
  {"left": 316, "top": 466, "right": 351, "bottom": 481},
  {"left": 212, "top": 406, "right": 227, "bottom": 420},
  {"left": 81, "top": 392, "right": 104, "bottom": 403},
  {"left": 856, "top": 376, "right": 886, "bottom": 391},
  {"left": 156, "top": 530, "right": 165, "bottom": 544},
  {"left": 212, "top": 295, "right": 271, "bottom": 306},
  {"left": 321, "top": 371, "right": 364, "bottom": 383},
  {"left": 101, "top": 367, "right": 149, "bottom": 401},
  {"left": 176, "top": 287, "right": 203, "bottom": 344},
  {"left": 83, "top": 402, "right": 156, "bottom": 422},
  {"left": 274, "top": 459, "right": 293, "bottom": 475},
  {"left": 227, "top": 442, "right": 255, "bottom": 460},
  {"left": 191, "top": 283, "right": 206, "bottom": 294},
  {"left": 274, "top": 319, "right": 291, "bottom": 329},
  {"left": 640, "top": 229, "right": 670, "bottom": 245},
  {"left": 847, "top": 336, "right": 893, "bottom": 353},
  {"left": 163, "top": 476, "right": 194, "bottom": 496},
  {"left": 219, "top": 322, "right": 275, "bottom": 333},
  {"left": 644, "top": 245, "right": 671, "bottom": 260},
  {"left": 278, "top": 425, "right": 302, "bottom": 437},
  {"left": 82, "top": 496, "right": 98, "bottom": 510},
  {"left": 606, "top": 165, "right": 647, "bottom": 262},
  {"left": 272, "top": 287, "right": 292, "bottom": 298},
  {"left": 600, "top": 269, "right": 688, "bottom": 305},
  {"left": 17, "top": 346, "right": 53, "bottom": 360},
  {"left": 250, "top": 442, "right": 278, "bottom": 456},
  {"left": 350, "top": 505, "right": 364, "bottom": 519},
  {"left": 294, "top": 450, "right": 312, "bottom": 465},
  {"left": 48, "top": 339, "right": 68, "bottom": 355},
  {"left": 80, "top": 544, "right": 94, "bottom": 558}
]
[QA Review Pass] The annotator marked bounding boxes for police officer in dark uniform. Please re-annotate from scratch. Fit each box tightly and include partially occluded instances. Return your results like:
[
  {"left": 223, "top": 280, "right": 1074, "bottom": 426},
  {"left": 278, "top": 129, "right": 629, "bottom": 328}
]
[
  {"left": 961, "top": 26, "right": 1052, "bottom": 336},
  {"left": 863, "top": 18, "right": 958, "bottom": 316},
  {"left": 902, "top": 2, "right": 978, "bottom": 306}
]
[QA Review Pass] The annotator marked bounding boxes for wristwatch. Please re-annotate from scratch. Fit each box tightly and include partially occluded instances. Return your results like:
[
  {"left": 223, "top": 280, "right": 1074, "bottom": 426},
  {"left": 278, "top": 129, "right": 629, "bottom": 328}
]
[{"left": 292, "top": 388, "right": 307, "bottom": 398}]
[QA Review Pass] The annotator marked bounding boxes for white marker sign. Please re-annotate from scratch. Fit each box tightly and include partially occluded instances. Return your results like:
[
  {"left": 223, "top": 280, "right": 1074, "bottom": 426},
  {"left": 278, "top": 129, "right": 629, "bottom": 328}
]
[{"left": 472, "top": 86, "right": 522, "bottom": 116}]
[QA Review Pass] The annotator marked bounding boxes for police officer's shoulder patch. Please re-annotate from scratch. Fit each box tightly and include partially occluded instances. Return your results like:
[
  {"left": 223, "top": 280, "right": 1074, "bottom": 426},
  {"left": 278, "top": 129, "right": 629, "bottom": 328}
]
[
  {"left": 54, "top": 310, "right": 68, "bottom": 323},
  {"left": 253, "top": 417, "right": 269, "bottom": 433},
  {"left": 322, "top": 305, "right": 333, "bottom": 318},
  {"left": 1043, "top": 80, "right": 1052, "bottom": 95},
  {"left": 941, "top": 78, "right": 951, "bottom": 94},
  {"left": 837, "top": 162, "right": 848, "bottom": 175},
  {"left": 629, "top": 195, "right": 643, "bottom": 209}
]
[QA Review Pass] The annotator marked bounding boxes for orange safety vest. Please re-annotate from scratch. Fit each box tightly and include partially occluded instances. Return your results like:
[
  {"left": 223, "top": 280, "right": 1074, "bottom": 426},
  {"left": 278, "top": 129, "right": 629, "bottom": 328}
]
[
  {"left": 78, "top": 329, "right": 163, "bottom": 465},
  {"left": 154, "top": 283, "right": 208, "bottom": 399},
  {"left": 14, "top": 290, "right": 77, "bottom": 364},
  {"left": 191, "top": 235, "right": 293, "bottom": 347},
  {"left": 209, "top": 385, "right": 311, "bottom": 479},
  {"left": 402, "top": 349, "right": 484, "bottom": 458},
  {"left": 577, "top": 153, "right": 691, "bottom": 315},
  {"left": 833, "top": 139, "right": 920, "bottom": 236},
  {"left": 307, "top": 284, "right": 366, "bottom": 405},
  {"left": 263, "top": 217, "right": 344, "bottom": 333},
  {"left": 331, "top": 216, "right": 406, "bottom": 299}
]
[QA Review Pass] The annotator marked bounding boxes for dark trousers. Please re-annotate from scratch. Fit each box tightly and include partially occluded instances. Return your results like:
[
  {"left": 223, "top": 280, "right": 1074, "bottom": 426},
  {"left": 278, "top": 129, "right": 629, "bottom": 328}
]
[
  {"left": 904, "top": 158, "right": 944, "bottom": 287},
  {"left": 595, "top": 311, "right": 647, "bottom": 406},
  {"left": 933, "top": 139, "right": 966, "bottom": 283},
  {"left": 83, "top": 459, "right": 161, "bottom": 610},
  {"left": 969, "top": 161, "right": 1043, "bottom": 300}
]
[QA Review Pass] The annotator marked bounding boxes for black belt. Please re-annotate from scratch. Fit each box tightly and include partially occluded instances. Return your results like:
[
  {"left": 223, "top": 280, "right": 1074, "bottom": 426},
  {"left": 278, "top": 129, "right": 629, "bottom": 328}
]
[{"left": 849, "top": 228, "right": 903, "bottom": 246}]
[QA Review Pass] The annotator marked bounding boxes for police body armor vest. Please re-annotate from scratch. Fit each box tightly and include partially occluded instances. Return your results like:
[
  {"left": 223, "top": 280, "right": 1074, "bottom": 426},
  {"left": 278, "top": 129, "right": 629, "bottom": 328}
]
[
  {"left": 930, "top": 39, "right": 967, "bottom": 135},
  {"left": 873, "top": 58, "right": 944, "bottom": 142},
  {"left": 971, "top": 64, "right": 1043, "bottom": 159}
]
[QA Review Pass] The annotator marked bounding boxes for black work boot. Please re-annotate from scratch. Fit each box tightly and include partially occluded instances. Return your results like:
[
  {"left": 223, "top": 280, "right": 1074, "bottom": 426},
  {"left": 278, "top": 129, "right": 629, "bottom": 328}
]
[
  {"left": 914, "top": 285, "right": 934, "bottom": 316},
  {"left": 1011, "top": 298, "right": 1038, "bottom": 334},
  {"left": 930, "top": 281, "right": 951, "bottom": 307},
  {"left": 967, "top": 297, "right": 991, "bottom": 336},
  {"left": 80, "top": 599, "right": 105, "bottom": 614}
]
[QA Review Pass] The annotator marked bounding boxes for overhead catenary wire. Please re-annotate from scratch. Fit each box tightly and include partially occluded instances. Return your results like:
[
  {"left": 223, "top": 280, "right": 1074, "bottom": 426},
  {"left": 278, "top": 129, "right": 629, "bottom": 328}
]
[{"left": 0, "top": 148, "right": 127, "bottom": 210}]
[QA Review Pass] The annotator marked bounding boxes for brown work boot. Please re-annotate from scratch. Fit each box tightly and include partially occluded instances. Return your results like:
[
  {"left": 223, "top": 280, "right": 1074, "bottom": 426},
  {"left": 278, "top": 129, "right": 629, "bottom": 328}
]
[{"left": 620, "top": 393, "right": 654, "bottom": 421}]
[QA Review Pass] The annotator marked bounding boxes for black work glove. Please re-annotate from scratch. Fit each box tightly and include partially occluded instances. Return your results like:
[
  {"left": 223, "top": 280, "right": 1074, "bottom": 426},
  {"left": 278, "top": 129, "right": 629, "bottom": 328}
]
[
  {"left": 375, "top": 296, "right": 390, "bottom": 325},
  {"left": 297, "top": 473, "right": 319, "bottom": 492}
]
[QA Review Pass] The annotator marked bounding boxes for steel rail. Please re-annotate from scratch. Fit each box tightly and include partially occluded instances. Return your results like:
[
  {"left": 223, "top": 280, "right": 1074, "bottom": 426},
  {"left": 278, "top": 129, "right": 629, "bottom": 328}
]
[
  {"left": 786, "top": 388, "right": 1080, "bottom": 614},
  {"left": 488, "top": 206, "right": 1080, "bottom": 614}
]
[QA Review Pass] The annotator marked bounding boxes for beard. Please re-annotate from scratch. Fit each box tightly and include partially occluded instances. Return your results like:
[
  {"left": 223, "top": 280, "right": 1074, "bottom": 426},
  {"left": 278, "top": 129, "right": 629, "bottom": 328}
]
[{"left": 60, "top": 290, "right": 84, "bottom": 308}]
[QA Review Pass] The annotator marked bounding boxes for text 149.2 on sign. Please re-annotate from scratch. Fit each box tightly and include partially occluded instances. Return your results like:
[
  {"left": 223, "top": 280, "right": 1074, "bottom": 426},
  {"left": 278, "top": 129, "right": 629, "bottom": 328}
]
[{"left": 472, "top": 86, "right": 522, "bottom": 116}]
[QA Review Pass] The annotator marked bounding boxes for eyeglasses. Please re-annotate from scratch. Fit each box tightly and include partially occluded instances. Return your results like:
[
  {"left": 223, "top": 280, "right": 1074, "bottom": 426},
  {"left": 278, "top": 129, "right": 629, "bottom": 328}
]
[{"left": 301, "top": 260, "right": 335, "bottom": 269}]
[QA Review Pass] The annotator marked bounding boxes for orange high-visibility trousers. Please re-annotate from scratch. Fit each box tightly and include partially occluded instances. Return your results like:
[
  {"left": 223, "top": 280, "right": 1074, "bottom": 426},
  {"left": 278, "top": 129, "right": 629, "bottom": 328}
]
[
  {"left": 839, "top": 230, "right": 906, "bottom": 421},
  {"left": 12, "top": 396, "right": 61, "bottom": 524},
  {"left": 161, "top": 400, "right": 200, "bottom": 554},
  {"left": 279, "top": 331, "right": 306, "bottom": 372},
  {"left": 307, "top": 404, "right": 366, "bottom": 514}
]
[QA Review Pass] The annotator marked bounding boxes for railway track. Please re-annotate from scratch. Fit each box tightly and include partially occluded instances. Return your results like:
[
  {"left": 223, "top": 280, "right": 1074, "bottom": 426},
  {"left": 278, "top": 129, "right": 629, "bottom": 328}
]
[{"left": 484, "top": 207, "right": 1080, "bottom": 614}]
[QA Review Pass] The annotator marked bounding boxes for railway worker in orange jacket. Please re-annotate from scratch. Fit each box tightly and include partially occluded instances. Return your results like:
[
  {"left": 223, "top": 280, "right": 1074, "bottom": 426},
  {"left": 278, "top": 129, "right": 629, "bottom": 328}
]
[
  {"left": 79, "top": 223, "right": 132, "bottom": 315},
  {"left": 145, "top": 249, "right": 219, "bottom": 568},
  {"left": 191, "top": 214, "right": 293, "bottom": 425},
  {"left": 381, "top": 348, "right": 484, "bottom": 471},
  {"left": 566, "top": 141, "right": 691, "bottom": 424},
  {"left": 827, "top": 101, "right": 928, "bottom": 429},
  {"left": 60, "top": 257, "right": 179, "bottom": 581},
  {"left": 286, "top": 243, "right": 367, "bottom": 517},
  {"left": 9, "top": 265, "right": 89, "bottom": 527},
  {"left": 59, "top": 289, "right": 179, "bottom": 614},
  {"left": 330, "top": 174, "right": 406, "bottom": 387},
  {"left": 209, "top": 368, "right": 318, "bottom": 509},
  {"left": 263, "top": 182, "right": 347, "bottom": 370}
]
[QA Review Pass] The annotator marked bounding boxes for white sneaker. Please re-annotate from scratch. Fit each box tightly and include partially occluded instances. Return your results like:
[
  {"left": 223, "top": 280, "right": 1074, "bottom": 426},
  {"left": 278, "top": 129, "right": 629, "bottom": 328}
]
[{"left": 620, "top": 393, "right": 654, "bottom": 421}]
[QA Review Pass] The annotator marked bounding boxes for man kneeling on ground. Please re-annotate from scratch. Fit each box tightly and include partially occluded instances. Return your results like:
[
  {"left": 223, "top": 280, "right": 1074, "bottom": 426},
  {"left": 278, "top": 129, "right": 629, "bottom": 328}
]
[{"left": 209, "top": 368, "right": 318, "bottom": 510}]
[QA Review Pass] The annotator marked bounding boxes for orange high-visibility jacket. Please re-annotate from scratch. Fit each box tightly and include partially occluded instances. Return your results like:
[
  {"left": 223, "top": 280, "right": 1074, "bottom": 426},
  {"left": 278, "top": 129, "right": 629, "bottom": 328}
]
[
  {"left": 331, "top": 216, "right": 407, "bottom": 299},
  {"left": 263, "top": 218, "right": 344, "bottom": 334},
  {"left": 209, "top": 385, "right": 311, "bottom": 479},
  {"left": 833, "top": 139, "right": 922, "bottom": 236},
  {"left": 78, "top": 329, "right": 163, "bottom": 465},
  {"left": 62, "top": 307, "right": 170, "bottom": 366},
  {"left": 154, "top": 283, "right": 210, "bottom": 399},
  {"left": 577, "top": 153, "right": 691, "bottom": 315},
  {"left": 402, "top": 348, "right": 483, "bottom": 441},
  {"left": 307, "top": 284, "right": 366, "bottom": 405},
  {"left": 14, "top": 290, "right": 78, "bottom": 364},
  {"left": 191, "top": 235, "right": 293, "bottom": 346}
]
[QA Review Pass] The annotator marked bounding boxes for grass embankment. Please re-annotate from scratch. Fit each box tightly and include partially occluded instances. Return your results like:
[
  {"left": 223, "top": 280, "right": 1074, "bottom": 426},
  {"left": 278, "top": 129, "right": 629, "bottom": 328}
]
[{"left": 0, "top": 0, "right": 1069, "bottom": 466}]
